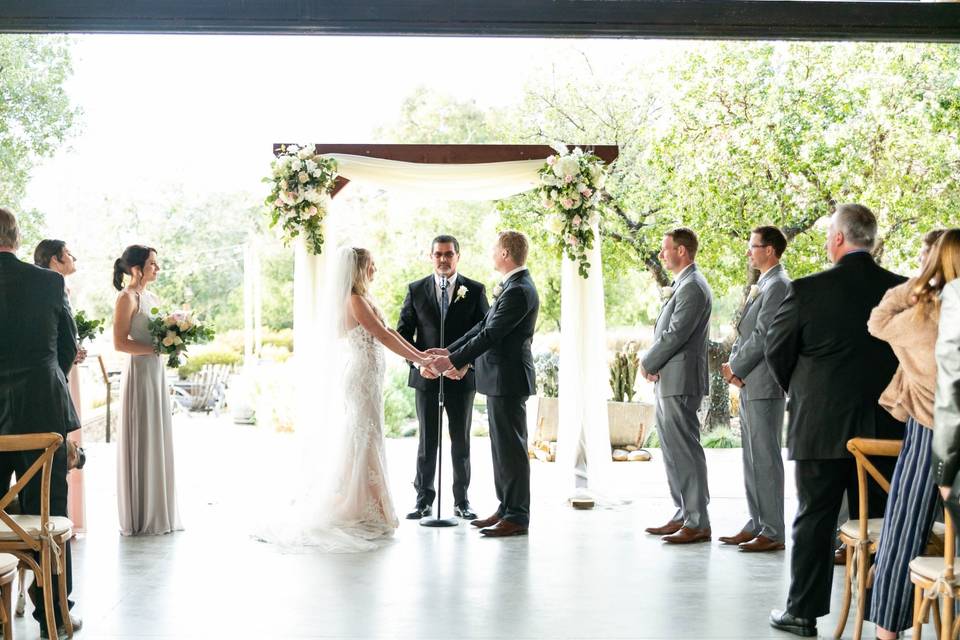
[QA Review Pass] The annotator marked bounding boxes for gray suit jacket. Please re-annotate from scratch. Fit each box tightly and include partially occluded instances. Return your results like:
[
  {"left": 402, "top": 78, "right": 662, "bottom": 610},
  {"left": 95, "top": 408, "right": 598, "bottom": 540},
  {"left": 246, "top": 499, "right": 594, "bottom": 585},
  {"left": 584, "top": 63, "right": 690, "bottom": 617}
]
[
  {"left": 641, "top": 263, "right": 712, "bottom": 398},
  {"left": 729, "top": 264, "right": 790, "bottom": 402},
  {"left": 932, "top": 279, "right": 960, "bottom": 485}
]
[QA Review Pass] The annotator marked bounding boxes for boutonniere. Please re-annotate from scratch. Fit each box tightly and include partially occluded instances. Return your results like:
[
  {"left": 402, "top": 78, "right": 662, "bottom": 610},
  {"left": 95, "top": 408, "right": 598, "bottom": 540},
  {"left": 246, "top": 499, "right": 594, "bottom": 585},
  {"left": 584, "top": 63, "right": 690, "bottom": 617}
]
[
  {"left": 747, "top": 284, "right": 761, "bottom": 303},
  {"left": 455, "top": 286, "right": 468, "bottom": 302},
  {"left": 660, "top": 286, "right": 674, "bottom": 300},
  {"left": 492, "top": 284, "right": 504, "bottom": 299}
]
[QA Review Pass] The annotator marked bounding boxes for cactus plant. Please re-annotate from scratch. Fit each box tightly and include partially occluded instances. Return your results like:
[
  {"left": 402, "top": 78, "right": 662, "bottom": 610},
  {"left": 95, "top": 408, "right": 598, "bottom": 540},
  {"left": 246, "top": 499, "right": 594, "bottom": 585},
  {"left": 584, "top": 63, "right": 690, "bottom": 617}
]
[{"left": 609, "top": 341, "right": 640, "bottom": 402}]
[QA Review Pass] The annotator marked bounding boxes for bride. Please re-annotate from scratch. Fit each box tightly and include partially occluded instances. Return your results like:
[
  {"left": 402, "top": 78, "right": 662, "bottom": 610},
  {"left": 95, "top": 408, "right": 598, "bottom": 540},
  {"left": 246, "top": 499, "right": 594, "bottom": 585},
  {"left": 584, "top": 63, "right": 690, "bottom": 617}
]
[{"left": 258, "top": 246, "right": 434, "bottom": 552}]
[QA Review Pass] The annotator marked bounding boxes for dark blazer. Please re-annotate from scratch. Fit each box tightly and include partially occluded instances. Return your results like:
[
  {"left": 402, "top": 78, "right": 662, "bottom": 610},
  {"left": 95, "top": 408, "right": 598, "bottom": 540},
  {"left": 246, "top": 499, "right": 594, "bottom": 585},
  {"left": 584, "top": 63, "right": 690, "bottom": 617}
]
[
  {"left": 396, "top": 274, "right": 489, "bottom": 393},
  {"left": 765, "top": 251, "right": 906, "bottom": 460},
  {"left": 448, "top": 269, "right": 539, "bottom": 397},
  {"left": 0, "top": 251, "right": 79, "bottom": 436}
]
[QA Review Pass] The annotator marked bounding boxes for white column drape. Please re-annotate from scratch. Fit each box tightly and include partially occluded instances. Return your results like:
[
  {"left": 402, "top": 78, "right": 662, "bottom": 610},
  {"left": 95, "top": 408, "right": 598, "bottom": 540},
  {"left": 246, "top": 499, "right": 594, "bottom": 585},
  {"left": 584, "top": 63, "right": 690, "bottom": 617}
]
[
  {"left": 291, "top": 155, "right": 617, "bottom": 503},
  {"left": 555, "top": 224, "right": 617, "bottom": 500}
]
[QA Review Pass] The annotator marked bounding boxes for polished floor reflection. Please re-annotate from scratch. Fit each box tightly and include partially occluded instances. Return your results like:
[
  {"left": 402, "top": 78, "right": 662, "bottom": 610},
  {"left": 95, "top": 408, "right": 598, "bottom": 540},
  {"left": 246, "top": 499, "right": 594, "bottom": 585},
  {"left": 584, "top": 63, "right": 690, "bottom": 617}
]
[{"left": 9, "top": 416, "right": 909, "bottom": 638}]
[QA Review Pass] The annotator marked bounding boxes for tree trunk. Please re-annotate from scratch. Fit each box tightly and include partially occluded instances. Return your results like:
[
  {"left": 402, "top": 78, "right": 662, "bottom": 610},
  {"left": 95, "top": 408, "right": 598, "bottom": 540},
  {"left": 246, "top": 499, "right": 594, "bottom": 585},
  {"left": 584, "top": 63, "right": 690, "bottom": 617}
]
[{"left": 704, "top": 339, "right": 732, "bottom": 431}]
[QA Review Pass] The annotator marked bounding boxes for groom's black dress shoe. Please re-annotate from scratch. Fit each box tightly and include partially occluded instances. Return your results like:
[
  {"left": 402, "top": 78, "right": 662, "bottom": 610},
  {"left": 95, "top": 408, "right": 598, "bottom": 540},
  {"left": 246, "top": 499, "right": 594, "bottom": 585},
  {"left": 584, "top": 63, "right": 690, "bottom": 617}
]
[
  {"left": 405, "top": 505, "right": 432, "bottom": 520},
  {"left": 769, "top": 609, "right": 817, "bottom": 637},
  {"left": 455, "top": 503, "right": 477, "bottom": 520}
]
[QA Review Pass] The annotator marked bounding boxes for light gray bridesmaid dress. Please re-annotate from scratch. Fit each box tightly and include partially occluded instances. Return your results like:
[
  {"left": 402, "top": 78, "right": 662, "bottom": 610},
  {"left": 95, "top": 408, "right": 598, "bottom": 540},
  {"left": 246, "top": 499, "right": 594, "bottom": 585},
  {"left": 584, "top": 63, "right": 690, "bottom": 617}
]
[{"left": 117, "top": 289, "right": 183, "bottom": 535}]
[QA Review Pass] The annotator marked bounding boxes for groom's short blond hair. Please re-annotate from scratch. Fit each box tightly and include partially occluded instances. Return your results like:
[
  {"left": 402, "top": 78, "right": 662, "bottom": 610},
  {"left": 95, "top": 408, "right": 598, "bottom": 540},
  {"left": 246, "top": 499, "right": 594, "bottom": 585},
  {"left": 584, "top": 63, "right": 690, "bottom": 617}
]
[{"left": 498, "top": 230, "right": 529, "bottom": 265}]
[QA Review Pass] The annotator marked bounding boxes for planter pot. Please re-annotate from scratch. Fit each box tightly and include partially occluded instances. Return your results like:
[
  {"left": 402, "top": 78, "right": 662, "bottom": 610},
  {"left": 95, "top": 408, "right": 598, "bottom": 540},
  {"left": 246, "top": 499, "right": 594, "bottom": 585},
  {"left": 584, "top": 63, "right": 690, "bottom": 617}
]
[{"left": 533, "top": 396, "right": 655, "bottom": 448}]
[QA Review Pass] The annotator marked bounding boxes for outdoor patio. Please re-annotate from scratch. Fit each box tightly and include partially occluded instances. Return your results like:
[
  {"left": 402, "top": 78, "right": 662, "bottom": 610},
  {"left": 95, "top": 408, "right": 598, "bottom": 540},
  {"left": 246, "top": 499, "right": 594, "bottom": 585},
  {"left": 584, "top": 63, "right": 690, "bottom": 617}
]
[{"left": 3, "top": 414, "right": 910, "bottom": 639}]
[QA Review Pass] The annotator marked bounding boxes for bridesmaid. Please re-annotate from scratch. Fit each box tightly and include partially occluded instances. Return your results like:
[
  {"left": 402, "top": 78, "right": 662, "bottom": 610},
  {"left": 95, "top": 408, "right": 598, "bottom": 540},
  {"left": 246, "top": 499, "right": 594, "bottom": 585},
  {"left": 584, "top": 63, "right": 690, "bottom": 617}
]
[
  {"left": 34, "top": 239, "right": 87, "bottom": 533},
  {"left": 112, "top": 245, "right": 182, "bottom": 535}
]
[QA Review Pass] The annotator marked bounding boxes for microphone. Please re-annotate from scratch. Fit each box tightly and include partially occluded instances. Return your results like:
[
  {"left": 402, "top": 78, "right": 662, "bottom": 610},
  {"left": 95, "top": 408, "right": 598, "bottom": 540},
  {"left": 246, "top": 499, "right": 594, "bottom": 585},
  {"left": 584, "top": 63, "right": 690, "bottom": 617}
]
[{"left": 439, "top": 276, "right": 448, "bottom": 291}]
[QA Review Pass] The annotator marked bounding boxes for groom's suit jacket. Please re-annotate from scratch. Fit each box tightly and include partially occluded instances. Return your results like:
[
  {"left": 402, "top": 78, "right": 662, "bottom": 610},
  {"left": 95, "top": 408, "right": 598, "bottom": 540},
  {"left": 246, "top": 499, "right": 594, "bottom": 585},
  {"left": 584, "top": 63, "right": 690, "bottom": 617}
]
[
  {"left": 0, "top": 251, "right": 79, "bottom": 436},
  {"left": 729, "top": 263, "right": 791, "bottom": 402},
  {"left": 448, "top": 269, "right": 539, "bottom": 397},
  {"left": 641, "top": 264, "right": 712, "bottom": 398},
  {"left": 397, "top": 274, "right": 489, "bottom": 393},
  {"left": 765, "top": 251, "right": 905, "bottom": 460}
]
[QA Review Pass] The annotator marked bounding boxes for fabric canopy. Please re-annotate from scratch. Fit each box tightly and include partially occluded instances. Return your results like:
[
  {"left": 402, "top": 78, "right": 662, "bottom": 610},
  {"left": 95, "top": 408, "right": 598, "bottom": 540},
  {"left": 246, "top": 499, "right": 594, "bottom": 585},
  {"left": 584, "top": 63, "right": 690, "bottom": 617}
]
[{"left": 324, "top": 154, "right": 544, "bottom": 201}]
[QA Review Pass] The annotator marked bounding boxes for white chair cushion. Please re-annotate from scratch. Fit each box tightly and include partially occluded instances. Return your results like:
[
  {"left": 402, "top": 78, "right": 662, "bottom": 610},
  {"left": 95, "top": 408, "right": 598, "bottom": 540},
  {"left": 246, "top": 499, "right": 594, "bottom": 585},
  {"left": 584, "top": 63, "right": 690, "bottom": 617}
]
[
  {"left": 0, "top": 552, "right": 18, "bottom": 575},
  {"left": 932, "top": 521, "right": 946, "bottom": 537},
  {"left": 840, "top": 518, "right": 883, "bottom": 541},
  {"left": 910, "top": 555, "right": 960, "bottom": 581},
  {"left": 0, "top": 515, "right": 73, "bottom": 541}
]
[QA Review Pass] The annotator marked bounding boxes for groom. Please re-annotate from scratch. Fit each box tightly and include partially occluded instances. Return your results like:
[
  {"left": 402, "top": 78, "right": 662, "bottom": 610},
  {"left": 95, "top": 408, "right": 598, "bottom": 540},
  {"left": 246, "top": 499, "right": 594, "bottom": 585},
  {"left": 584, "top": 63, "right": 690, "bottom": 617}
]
[
  {"left": 428, "top": 230, "right": 539, "bottom": 537},
  {"left": 397, "top": 234, "right": 489, "bottom": 520}
]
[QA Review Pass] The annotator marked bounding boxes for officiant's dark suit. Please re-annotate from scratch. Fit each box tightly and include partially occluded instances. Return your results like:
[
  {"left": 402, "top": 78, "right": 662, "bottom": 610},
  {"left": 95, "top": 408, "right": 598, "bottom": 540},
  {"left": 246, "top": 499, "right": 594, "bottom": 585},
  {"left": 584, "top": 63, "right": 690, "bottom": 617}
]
[
  {"left": 397, "top": 271, "right": 489, "bottom": 514},
  {"left": 766, "top": 248, "right": 905, "bottom": 623},
  {"left": 0, "top": 224, "right": 79, "bottom": 632},
  {"left": 448, "top": 263, "right": 539, "bottom": 531}
]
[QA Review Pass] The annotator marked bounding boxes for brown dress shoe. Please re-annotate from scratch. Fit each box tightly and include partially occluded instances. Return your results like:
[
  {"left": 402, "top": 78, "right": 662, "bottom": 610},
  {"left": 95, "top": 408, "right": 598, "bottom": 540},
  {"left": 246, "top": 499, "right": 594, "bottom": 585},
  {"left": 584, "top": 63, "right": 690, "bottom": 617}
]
[
  {"left": 470, "top": 513, "right": 501, "bottom": 529},
  {"left": 645, "top": 519, "right": 683, "bottom": 535},
  {"left": 739, "top": 535, "right": 786, "bottom": 552},
  {"left": 719, "top": 530, "right": 756, "bottom": 545},
  {"left": 662, "top": 526, "right": 711, "bottom": 544},
  {"left": 480, "top": 520, "right": 528, "bottom": 537}
]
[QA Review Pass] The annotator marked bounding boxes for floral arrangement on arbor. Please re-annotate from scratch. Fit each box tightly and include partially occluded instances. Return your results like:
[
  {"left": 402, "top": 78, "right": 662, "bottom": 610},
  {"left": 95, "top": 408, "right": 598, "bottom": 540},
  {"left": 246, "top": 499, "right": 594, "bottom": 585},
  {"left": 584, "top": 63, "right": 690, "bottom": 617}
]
[
  {"left": 537, "top": 146, "right": 609, "bottom": 278},
  {"left": 264, "top": 144, "right": 339, "bottom": 255}
]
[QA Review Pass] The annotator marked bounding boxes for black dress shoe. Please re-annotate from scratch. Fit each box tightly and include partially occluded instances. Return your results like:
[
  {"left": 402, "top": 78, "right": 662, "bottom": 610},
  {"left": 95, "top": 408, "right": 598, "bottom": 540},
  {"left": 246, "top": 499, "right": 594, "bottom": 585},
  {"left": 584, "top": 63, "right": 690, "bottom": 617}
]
[
  {"left": 405, "top": 505, "right": 432, "bottom": 520},
  {"left": 455, "top": 503, "right": 477, "bottom": 519},
  {"left": 769, "top": 609, "right": 817, "bottom": 637}
]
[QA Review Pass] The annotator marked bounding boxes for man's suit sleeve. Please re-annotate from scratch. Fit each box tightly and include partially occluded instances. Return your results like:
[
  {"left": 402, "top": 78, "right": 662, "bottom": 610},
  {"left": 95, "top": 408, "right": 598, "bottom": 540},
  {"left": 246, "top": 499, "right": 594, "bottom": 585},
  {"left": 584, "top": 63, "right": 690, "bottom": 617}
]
[
  {"left": 764, "top": 282, "right": 801, "bottom": 392},
  {"left": 641, "top": 283, "right": 707, "bottom": 374},
  {"left": 932, "top": 283, "right": 960, "bottom": 485},
  {"left": 730, "top": 279, "right": 788, "bottom": 380},
  {"left": 449, "top": 287, "right": 529, "bottom": 370},
  {"left": 56, "top": 283, "right": 78, "bottom": 377}
]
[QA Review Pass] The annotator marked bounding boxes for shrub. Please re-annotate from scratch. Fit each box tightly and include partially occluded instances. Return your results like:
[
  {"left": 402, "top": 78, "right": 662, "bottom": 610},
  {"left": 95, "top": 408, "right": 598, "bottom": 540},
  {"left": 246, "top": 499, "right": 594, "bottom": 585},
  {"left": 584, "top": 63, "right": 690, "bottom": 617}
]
[
  {"left": 644, "top": 427, "right": 660, "bottom": 448},
  {"left": 534, "top": 351, "right": 559, "bottom": 398},
  {"left": 178, "top": 349, "right": 242, "bottom": 379},
  {"left": 384, "top": 366, "right": 416, "bottom": 438},
  {"left": 702, "top": 426, "right": 741, "bottom": 449}
]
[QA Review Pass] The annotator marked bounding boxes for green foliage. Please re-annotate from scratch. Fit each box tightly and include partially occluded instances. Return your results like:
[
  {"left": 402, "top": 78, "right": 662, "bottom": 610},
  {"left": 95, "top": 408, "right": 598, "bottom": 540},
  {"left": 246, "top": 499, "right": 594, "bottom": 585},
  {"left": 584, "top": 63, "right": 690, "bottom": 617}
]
[
  {"left": 0, "top": 35, "right": 79, "bottom": 211},
  {"left": 178, "top": 349, "right": 242, "bottom": 379},
  {"left": 73, "top": 309, "right": 104, "bottom": 344},
  {"left": 609, "top": 342, "right": 640, "bottom": 402},
  {"left": 643, "top": 428, "right": 660, "bottom": 449},
  {"left": 534, "top": 351, "right": 559, "bottom": 398},
  {"left": 702, "top": 427, "right": 742, "bottom": 449},
  {"left": 383, "top": 366, "right": 416, "bottom": 438}
]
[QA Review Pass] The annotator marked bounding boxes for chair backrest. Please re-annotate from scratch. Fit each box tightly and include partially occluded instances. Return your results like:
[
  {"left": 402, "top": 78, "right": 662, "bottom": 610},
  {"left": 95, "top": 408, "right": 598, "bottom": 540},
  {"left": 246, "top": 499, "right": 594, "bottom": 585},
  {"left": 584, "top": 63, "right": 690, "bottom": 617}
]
[
  {"left": 846, "top": 437, "right": 904, "bottom": 538},
  {"left": 0, "top": 433, "right": 63, "bottom": 550}
]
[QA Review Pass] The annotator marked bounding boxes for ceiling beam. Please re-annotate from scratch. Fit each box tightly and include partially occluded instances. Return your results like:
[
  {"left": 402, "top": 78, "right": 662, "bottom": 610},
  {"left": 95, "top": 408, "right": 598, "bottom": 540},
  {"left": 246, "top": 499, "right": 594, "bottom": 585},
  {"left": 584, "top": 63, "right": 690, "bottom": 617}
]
[{"left": 2, "top": 1, "right": 959, "bottom": 42}]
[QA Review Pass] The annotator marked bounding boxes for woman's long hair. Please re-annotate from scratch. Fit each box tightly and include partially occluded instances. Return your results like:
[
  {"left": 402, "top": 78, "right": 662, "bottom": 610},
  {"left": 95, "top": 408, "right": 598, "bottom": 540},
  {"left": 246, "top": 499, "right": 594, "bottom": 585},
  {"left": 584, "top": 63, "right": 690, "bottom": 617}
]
[
  {"left": 350, "top": 248, "right": 372, "bottom": 297},
  {"left": 913, "top": 228, "right": 960, "bottom": 318},
  {"left": 113, "top": 244, "right": 156, "bottom": 291}
]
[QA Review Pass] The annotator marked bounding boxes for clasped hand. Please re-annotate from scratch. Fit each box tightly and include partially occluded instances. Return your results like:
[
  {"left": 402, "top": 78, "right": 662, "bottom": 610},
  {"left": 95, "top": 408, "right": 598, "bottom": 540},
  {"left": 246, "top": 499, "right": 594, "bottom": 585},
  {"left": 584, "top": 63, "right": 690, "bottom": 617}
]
[
  {"left": 720, "top": 362, "right": 744, "bottom": 388},
  {"left": 419, "top": 348, "right": 467, "bottom": 380}
]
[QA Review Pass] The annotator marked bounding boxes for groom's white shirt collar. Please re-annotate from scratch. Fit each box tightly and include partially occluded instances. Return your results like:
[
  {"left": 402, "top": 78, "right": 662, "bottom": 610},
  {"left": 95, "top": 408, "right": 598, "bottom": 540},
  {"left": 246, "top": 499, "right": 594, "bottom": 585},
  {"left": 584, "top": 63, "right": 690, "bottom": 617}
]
[{"left": 501, "top": 265, "right": 528, "bottom": 284}]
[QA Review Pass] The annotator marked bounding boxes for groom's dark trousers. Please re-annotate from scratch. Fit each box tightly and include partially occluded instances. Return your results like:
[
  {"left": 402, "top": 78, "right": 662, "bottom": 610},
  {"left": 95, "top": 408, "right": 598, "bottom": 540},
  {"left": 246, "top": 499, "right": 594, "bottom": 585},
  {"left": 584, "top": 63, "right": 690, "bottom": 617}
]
[
  {"left": 766, "top": 251, "right": 905, "bottom": 619},
  {"left": 449, "top": 269, "right": 539, "bottom": 526},
  {"left": 397, "top": 274, "right": 489, "bottom": 509},
  {"left": 0, "top": 251, "right": 79, "bottom": 631}
]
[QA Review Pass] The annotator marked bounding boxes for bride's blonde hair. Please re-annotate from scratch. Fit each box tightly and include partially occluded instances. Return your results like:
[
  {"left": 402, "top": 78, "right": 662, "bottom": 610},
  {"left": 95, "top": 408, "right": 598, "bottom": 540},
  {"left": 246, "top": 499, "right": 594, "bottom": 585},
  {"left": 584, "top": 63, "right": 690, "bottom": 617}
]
[{"left": 351, "top": 247, "right": 373, "bottom": 296}]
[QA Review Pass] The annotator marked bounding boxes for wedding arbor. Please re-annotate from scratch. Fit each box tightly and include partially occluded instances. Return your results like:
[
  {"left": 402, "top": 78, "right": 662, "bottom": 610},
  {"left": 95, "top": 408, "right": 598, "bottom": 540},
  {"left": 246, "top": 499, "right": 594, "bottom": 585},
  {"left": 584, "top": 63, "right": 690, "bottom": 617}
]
[{"left": 271, "top": 142, "right": 622, "bottom": 499}]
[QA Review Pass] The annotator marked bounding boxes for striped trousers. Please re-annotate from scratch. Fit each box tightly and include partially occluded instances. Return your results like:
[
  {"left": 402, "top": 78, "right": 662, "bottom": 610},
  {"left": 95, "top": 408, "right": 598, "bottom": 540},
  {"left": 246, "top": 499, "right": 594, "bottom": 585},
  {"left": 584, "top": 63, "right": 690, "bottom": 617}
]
[{"left": 868, "top": 416, "right": 938, "bottom": 632}]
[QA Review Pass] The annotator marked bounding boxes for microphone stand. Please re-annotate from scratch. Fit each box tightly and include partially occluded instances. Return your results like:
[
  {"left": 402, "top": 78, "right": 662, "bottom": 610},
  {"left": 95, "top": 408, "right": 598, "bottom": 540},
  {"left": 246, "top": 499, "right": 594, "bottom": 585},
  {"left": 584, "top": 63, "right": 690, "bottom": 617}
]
[{"left": 421, "top": 275, "right": 459, "bottom": 528}]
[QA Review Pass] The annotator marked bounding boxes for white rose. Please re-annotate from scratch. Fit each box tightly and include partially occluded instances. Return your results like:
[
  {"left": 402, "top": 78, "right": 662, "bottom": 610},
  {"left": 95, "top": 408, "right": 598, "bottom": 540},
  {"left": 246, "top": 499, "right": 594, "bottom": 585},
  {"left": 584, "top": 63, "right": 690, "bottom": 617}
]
[
  {"left": 748, "top": 284, "right": 761, "bottom": 302},
  {"left": 298, "top": 146, "right": 312, "bottom": 159},
  {"left": 298, "top": 171, "right": 309, "bottom": 183},
  {"left": 289, "top": 159, "right": 302, "bottom": 171},
  {"left": 161, "top": 331, "right": 177, "bottom": 347},
  {"left": 546, "top": 215, "right": 565, "bottom": 235},
  {"left": 305, "top": 159, "right": 318, "bottom": 173},
  {"left": 660, "top": 286, "right": 675, "bottom": 299},
  {"left": 559, "top": 156, "right": 580, "bottom": 178}
]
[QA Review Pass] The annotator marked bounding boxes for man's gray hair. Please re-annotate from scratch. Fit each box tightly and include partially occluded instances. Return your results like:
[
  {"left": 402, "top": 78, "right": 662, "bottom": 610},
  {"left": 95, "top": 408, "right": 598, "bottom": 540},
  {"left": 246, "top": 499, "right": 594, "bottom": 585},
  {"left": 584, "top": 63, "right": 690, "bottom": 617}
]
[
  {"left": 0, "top": 207, "right": 20, "bottom": 250},
  {"left": 834, "top": 203, "right": 877, "bottom": 250}
]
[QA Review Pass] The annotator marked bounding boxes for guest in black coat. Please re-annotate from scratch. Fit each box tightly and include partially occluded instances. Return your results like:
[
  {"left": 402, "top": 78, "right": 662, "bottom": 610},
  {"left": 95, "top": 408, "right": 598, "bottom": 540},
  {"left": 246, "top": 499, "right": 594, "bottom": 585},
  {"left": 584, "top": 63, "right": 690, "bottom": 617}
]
[
  {"left": 0, "top": 207, "right": 80, "bottom": 637},
  {"left": 765, "top": 204, "right": 906, "bottom": 637},
  {"left": 396, "top": 235, "right": 489, "bottom": 520}
]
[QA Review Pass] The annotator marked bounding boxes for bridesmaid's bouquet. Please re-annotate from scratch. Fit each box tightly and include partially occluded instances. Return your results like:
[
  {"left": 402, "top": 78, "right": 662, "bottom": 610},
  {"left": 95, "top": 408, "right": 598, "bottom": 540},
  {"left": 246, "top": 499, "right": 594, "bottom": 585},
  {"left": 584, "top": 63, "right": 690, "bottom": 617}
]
[
  {"left": 148, "top": 308, "right": 215, "bottom": 368},
  {"left": 74, "top": 310, "right": 105, "bottom": 345}
]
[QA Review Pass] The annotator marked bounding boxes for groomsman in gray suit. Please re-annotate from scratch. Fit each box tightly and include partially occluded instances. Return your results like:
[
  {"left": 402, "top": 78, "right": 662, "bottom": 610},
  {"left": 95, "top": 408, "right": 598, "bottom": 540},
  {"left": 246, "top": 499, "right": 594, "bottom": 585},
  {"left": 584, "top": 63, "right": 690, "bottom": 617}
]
[
  {"left": 720, "top": 225, "right": 791, "bottom": 553},
  {"left": 641, "top": 227, "right": 714, "bottom": 544}
]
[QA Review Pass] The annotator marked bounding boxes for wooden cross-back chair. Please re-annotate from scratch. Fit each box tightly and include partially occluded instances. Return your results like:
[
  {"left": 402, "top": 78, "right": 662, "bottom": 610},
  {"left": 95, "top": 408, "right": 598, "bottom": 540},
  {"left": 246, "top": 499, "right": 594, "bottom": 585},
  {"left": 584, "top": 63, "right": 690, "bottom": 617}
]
[
  {"left": 0, "top": 433, "right": 74, "bottom": 639},
  {"left": 834, "top": 437, "right": 903, "bottom": 640},
  {"left": 910, "top": 507, "right": 960, "bottom": 640}
]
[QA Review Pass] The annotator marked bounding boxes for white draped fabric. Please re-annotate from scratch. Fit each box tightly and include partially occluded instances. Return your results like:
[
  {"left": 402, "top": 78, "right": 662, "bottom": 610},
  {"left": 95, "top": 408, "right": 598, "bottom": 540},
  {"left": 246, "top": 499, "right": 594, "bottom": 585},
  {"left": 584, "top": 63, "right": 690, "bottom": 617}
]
[
  {"left": 324, "top": 154, "right": 544, "bottom": 201},
  {"left": 292, "top": 155, "right": 615, "bottom": 500}
]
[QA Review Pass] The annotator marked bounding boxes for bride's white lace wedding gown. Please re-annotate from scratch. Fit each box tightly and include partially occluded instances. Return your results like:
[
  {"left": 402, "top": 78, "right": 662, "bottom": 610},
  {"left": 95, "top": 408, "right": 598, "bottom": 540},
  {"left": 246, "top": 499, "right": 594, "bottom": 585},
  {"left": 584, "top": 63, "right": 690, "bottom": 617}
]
[{"left": 257, "top": 305, "right": 399, "bottom": 552}]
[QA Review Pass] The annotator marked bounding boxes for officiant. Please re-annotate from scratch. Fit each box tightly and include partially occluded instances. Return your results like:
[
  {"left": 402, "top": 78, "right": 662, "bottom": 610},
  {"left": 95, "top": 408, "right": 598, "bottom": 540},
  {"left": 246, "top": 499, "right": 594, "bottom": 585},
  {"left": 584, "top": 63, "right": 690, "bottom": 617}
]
[{"left": 397, "top": 235, "right": 489, "bottom": 520}]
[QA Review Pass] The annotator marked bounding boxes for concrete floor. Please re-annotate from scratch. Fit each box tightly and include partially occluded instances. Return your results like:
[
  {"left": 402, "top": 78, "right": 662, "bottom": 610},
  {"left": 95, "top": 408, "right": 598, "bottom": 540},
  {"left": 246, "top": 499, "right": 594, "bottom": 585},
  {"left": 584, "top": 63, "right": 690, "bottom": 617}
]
[{"left": 8, "top": 415, "right": 919, "bottom": 639}]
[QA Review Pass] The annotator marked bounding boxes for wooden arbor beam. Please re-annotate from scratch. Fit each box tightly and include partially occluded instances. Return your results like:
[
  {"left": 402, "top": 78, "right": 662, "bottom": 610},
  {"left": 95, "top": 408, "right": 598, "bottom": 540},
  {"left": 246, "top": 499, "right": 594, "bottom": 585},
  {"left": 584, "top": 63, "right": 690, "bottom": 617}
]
[
  {"left": 272, "top": 143, "right": 620, "bottom": 198},
  {"left": 2, "top": 1, "right": 959, "bottom": 41}
]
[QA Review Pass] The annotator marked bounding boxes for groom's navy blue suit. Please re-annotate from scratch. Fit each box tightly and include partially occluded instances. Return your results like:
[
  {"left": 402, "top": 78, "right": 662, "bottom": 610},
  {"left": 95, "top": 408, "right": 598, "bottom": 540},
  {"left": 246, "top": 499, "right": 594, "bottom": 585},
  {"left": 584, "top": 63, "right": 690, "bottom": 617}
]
[{"left": 448, "top": 268, "right": 539, "bottom": 526}]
